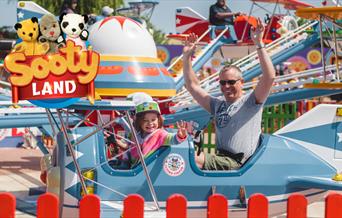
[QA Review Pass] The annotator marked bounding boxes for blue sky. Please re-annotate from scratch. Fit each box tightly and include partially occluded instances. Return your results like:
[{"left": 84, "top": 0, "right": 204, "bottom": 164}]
[
  {"left": 0, "top": 0, "right": 17, "bottom": 28},
  {"left": 0, "top": 0, "right": 323, "bottom": 33}
]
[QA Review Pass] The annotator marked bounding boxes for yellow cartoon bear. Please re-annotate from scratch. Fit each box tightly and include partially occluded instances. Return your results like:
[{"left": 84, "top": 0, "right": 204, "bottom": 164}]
[{"left": 12, "top": 17, "right": 49, "bottom": 56}]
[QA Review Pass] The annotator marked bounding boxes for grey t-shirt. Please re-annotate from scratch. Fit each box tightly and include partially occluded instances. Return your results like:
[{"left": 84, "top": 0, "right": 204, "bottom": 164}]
[{"left": 210, "top": 91, "right": 264, "bottom": 163}]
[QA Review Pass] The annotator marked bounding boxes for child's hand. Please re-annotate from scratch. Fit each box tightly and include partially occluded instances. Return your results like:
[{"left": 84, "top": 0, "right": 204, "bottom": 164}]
[{"left": 177, "top": 121, "right": 188, "bottom": 139}]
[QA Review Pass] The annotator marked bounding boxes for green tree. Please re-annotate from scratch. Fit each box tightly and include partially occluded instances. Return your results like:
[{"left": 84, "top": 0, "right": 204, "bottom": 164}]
[
  {"left": 0, "top": 26, "right": 16, "bottom": 39},
  {"left": 30, "top": 0, "right": 123, "bottom": 15},
  {"left": 143, "top": 17, "right": 169, "bottom": 45},
  {"left": 297, "top": 18, "right": 308, "bottom": 27},
  {"left": 18, "top": 0, "right": 168, "bottom": 44}
]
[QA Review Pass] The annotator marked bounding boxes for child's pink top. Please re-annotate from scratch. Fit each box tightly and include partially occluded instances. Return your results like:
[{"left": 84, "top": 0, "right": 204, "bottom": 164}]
[{"left": 130, "top": 128, "right": 186, "bottom": 162}]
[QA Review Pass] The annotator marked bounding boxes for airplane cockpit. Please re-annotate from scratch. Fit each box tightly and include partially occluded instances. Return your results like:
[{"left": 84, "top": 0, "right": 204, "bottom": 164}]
[{"left": 100, "top": 118, "right": 266, "bottom": 174}]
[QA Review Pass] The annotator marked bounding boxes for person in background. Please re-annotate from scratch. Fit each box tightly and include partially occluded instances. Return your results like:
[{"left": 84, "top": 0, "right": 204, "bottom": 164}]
[
  {"left": 59, "top": 0, "right": 79, "bottom": 15},
  {"left": 101, "top": 6, "right": 114, "bottom": 18},
  {"left": 22, "top": 127, "right": 37, "bottom": 149},
  {"left": 88, "top": 6, "right": 114, "bottom": 25},
  {"left": 39, "top": 134, "right": 55, "bottom": 184},
  {"left": 209, "top": 0, "right": 241, "bottom": 42}
]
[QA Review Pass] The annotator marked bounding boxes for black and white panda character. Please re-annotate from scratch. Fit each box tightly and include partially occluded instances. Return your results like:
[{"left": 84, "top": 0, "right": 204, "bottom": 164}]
[{"left": 59, "top": 13, "right": 89, "bottom": 50}]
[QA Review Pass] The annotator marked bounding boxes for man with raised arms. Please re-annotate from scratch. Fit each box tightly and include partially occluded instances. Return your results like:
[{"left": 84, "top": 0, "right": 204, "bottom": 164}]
[{"left": 183, "top": 19, "right": 275, "bottom": 170}]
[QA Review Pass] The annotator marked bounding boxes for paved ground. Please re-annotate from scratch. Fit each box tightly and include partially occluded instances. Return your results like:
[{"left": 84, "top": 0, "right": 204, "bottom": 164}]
[{"left": 0, "top": 148, "right": 43, "bottom": 218}]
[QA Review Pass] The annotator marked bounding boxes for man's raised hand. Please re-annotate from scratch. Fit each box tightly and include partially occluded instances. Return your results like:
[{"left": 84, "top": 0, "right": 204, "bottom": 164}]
[
  {"left": 251, "top": 18, "right": 265, "bottom": 46},
  {"left": 183, "top": 33, "right": 198, "bottom": 58}
]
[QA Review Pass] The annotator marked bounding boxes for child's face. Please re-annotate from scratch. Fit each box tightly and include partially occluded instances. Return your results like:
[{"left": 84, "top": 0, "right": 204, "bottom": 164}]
[{"left": 141, "top": 112, "right": 159, "bottom": 134}]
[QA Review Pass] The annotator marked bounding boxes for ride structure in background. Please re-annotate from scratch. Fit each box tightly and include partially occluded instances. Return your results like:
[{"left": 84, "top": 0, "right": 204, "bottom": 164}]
[
  {"left": 296, "top": 6, "right": 342, "bottom": 89},
  {"left": 169, "top": 0, "right": 310, "bottom": 48},
  {"left": 117, "top": 0, "right": 159, "bottom": 21},
  {"left": 164, "top": 0, "right": 342, "bottom": 130}
]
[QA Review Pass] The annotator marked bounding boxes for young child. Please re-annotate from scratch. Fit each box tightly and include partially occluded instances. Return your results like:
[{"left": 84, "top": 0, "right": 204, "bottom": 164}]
[{"left": 129, "top": 101, "right": 188, "bottom": 164}]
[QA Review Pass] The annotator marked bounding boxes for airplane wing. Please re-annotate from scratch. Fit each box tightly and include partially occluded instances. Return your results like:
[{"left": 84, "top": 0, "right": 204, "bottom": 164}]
[
  {"left": 251, "top": 0, "right": 313, "bottom": 10},
  {"left": 67, "top": 99, "right": 135, "bottom": 111},
  {"left": 287, "top": 176, "right": 342, "bottom": 190},
  {"left": 0, "top": 110, "right": 81, "bottom": 129},
  {"left": 0, "top": 99, "right": 135, "bottom": 129},
  {"left": 296, "top": 6, "right": 342, "bottom": 20},
  {"left": 17, "top": 1, "right": 51, "bottom": 22}
]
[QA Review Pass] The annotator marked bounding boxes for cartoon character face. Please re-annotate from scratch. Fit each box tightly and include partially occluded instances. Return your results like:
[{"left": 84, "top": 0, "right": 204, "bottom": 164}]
[
  {"left": 171, "top": 157, "right": 179, "bottom": 169},
  {"left": 59, "top": 13, "right": 88, "bottom": 39},
  {"left": 15, "top": 17, "right": 39, "bottom": 42},
  {"left": 40, "top": 14, "right": 61, "bottom": 41}
]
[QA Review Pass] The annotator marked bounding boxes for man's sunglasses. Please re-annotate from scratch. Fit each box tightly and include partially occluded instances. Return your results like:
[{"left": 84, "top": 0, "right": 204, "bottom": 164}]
[{"left": 219, "top": 79, "right": 240, "bottom": 86}]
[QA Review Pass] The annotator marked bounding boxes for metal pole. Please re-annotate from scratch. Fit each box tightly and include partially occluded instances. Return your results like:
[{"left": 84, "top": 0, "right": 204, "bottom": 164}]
[
  {"left": 325, "top": 15, "right": 342, "bottom": 81},
  {"left": 114, "top": 0, "right": 116, "bottom": 15},
  {"left": 72, "top": 118, "right": 117, "bottom": 148},
  {"left": 71, "top": 110, "right": 95, "bottom": 131},
  {"left": 263, "top": 0, "right": 278, "bottom": 40},
  {"left": 125, "top": 112, "right": 160, "bottom": 210},
  {"left": 97, "top": 110, "right": 104, "bottom": 126},
  {"left": 241, "top": 2, "right": 254, "bottom": 42},
  {"left": 46, "top": 109, "right": 57, "bottom": 136},
  {"left": 333, "top": 23, "right": 340, "bottom": 81},
  {"left": 46, "top": 109, "right": 60, "bottom": 168},
  {"left": 167, "top": 26, "right": 212, "bottom": 72},
  {"left": 66, "top": 109, "right": 69, "bottom": 128},
  {"left": 324, "top": 15, "right": 342, "bottom": 29},
  {"left": 319, "top": 15, "right": 326, "bottom": 81},
  {"left": 56, "top": 109, "right": 88, "bottom": 196}
]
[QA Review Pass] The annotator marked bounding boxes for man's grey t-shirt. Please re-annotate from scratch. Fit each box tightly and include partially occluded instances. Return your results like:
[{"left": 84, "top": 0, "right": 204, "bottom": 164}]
[{"left": 210, "top": 91, "right": 264, "bottom": 163}]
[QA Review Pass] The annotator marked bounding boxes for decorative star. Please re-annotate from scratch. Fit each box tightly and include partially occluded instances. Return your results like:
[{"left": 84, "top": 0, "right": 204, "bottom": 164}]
[
  {"left": 17, "top": 11, "right": 24, "bottom": 19},
  {"left": 337, "top": 132, "right": 342, "bottom": 142},
  {"left": 176, "top": 18, "right": 181, "bottom": 25},
  {"left": 99, "top": 16, "right": 141, "bottom": 30},
  {"left": 16, "top": 128, "right": 26, "bottom": 135}
]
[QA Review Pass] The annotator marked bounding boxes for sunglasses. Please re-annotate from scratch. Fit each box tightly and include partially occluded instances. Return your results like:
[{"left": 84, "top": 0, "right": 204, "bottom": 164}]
[{"left": 219, "top": 79, "right": 240, "bottom": 86}]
